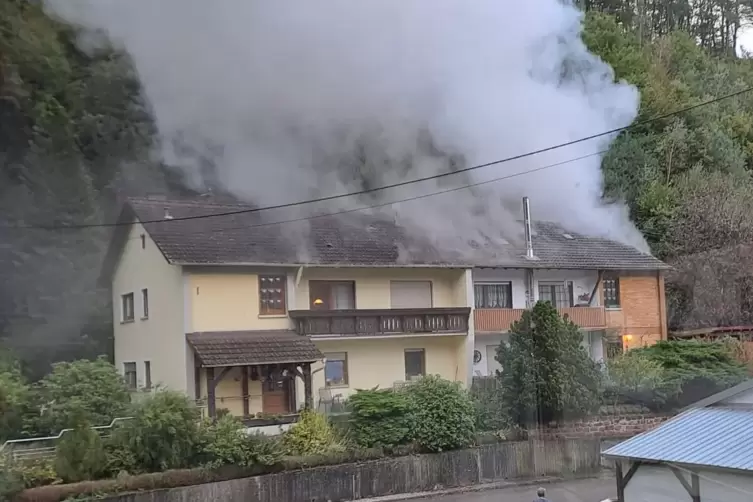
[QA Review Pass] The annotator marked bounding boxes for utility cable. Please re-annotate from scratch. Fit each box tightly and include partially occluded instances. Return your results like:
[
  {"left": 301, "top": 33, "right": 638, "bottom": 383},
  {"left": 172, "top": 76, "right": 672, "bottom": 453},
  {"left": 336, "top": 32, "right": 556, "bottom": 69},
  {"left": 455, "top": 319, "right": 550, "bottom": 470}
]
[{"left": 6, "top": 84, "right": 753, "bottom": 231}]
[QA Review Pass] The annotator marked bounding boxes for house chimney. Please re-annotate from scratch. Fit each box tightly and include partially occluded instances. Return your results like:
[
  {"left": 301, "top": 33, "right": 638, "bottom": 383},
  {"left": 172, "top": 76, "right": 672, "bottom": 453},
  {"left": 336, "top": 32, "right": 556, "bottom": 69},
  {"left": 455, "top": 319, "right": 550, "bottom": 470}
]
[
  {"left": 164, "top": 207, "right": 174, "bottom": 220},
  {"left": 522, "top": 196, "right": 534, "bottom": 259}
]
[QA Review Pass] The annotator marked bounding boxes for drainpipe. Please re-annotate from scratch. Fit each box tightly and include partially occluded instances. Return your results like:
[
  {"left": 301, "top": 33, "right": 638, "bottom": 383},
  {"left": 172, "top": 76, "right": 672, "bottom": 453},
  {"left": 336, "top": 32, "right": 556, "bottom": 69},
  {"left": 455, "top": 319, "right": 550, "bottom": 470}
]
[{"left": 523, "top": 197, "right": 536, "bottom": 309}]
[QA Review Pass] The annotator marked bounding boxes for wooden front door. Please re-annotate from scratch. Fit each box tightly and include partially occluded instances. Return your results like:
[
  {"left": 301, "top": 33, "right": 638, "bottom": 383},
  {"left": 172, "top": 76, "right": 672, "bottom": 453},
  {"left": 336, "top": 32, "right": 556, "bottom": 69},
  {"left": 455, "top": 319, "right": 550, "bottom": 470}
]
[{"left": 262, "top": 376, "right": 292, "bottom": 414}]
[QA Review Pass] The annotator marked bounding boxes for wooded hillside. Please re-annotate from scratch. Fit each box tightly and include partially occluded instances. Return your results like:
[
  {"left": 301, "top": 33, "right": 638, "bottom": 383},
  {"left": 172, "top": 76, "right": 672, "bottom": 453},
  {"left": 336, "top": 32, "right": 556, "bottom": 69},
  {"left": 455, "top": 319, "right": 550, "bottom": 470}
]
[{"left": 2, "top": 0, "right": 753, "bottom": 375}]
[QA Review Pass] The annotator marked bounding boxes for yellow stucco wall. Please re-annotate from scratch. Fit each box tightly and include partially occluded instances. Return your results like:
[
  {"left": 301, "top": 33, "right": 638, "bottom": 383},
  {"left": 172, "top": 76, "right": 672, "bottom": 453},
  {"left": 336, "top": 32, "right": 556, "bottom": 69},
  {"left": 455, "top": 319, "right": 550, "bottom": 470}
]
[
  {"left": 188, "top": 271, "right": 294, "bottom": 332},
  {"left": 295, "top": 268, "right": 465, "bottom": 309},
  {"left": 113, "top": 221, "right": 188, "bottom": 394},
  {"left": 293, "top": 335, "right": 467, "bottom": 407},
  {"left": 196, "top": 367, "right": 265, "bottom": 417}
]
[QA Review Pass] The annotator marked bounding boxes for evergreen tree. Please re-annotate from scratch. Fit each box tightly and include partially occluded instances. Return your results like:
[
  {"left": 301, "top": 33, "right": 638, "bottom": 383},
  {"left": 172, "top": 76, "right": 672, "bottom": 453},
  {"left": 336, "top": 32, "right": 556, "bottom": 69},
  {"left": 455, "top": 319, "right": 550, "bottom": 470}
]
[{"left": 497, "top": 301, "right": 602, "bottom": 426}]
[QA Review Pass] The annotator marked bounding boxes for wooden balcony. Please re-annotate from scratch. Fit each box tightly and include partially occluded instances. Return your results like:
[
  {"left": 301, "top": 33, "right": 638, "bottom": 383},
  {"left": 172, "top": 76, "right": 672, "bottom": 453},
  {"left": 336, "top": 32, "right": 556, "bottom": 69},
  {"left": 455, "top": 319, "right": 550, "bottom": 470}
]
[
  {"left": 289, "top": 308, "right": 471, "bottom": 337},
  {"left": 474, "top": 306, "right": 606, "bottom": 333}
]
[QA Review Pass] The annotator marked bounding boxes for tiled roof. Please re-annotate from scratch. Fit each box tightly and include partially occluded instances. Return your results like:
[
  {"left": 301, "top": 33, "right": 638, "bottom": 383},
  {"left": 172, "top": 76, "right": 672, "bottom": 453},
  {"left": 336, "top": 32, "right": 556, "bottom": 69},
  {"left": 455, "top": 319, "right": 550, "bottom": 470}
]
[
  {"left": 187, "top": 330, "right": 323, "bottom": 367},
  {"left": 123, "top": 196, "right": 668, "bottom": 270},
  {"left": 602, "top": 407, "right": 753, "bottom": 471}
]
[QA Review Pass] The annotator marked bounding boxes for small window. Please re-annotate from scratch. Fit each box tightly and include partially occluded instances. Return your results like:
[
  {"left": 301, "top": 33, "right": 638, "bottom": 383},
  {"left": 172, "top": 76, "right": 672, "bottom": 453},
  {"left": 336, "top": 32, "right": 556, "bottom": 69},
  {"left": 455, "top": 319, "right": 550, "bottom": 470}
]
[
  {"left": 474, "top": 283, "right": 512, "bottom": 308},
  {"left": 309, "top": 281, "right": 355, "bottom": 310},
  {"left": 123, "top": 362, "right": 137, "bottom": 390},
  {"left": 603, "top": 275, "right": 621, "bottom": 308},
  {"left": 404, "top": 349, "right": 426, "bottom": 380},
  {"left": 538, "top": 282, "right": 570, "bottom": 308},
  {"left": 140, "top": 234, "right": 146, "bottom": 249},
  {"left": 324, "top": 352, "right": 348, "bottom": 387},
  {"left": 141, "top": 288, "right": 149, "bottom": 319},
  {"left": 121, "top": 293, "right": 134, "bottom": 322},
  {"left": 144, "top": 361, "right": 152, "bottom": 389},
  {"left": 259, "top": 275, "right": 287, "bottom": 315}
]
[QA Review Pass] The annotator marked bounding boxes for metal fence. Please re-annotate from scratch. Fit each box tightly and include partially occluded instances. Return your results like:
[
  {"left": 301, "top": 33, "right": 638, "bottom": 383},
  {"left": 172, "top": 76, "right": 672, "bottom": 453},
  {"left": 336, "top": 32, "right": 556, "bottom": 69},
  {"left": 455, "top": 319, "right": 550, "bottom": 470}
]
[{"left": 0, "top": 417, "right": 133, "bottom": 463}]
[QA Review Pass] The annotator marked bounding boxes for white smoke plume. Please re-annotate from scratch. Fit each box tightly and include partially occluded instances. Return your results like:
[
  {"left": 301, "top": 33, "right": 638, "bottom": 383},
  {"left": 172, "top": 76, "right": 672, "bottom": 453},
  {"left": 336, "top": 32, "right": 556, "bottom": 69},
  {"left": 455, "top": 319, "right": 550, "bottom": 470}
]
[{"left": 46, "top": 0, "right": 648, "bottom": 254}]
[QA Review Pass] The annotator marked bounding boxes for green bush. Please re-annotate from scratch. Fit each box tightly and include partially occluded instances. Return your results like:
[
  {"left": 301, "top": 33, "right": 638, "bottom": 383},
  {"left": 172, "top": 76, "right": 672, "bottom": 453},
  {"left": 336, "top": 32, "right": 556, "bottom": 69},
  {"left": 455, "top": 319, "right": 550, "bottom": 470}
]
[
  {"left": 28, "top": 357, "right": 131, "bottom": 436},
  {"left": 282, "top": 409, "right": 344, "bottom": 456},
  {"left": 54, "top": 420, "right": 108, "bottom": 483},
  {"left": 111, "top": 391, "right": 202, "bottom": 472},
  {"left": 201, "top": 415, "right": 284, "bottom": 468},
  {"left": 470, "top": 377, "right": 511, "bottom": 432},
  {"left": 632, "top": 340, "right": 747, "bottom": 407},
  {"left": 403, "top": 375, "right": 475, "bottom": 452},
  {"left": 604, "top": 352, "right": 677, "bottom": 410},
  {"left": 347, "top": 388, "right": 414, "bottom": 449}
]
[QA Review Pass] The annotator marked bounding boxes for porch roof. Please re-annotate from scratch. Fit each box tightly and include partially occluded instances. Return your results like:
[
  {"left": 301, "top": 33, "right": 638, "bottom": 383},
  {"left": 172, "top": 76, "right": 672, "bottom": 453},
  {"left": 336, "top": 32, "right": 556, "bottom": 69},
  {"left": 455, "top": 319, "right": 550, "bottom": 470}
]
[{"left": 187, "top": 330, "right": 323, "bottom": 367}]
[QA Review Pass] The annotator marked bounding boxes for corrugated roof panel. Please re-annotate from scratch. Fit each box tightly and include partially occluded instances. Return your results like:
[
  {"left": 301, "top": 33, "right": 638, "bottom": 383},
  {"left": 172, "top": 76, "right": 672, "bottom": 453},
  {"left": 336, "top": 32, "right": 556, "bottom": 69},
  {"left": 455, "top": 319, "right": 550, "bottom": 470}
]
[{"left": 603, "top": 407, "right": 753, "bottom": 471}]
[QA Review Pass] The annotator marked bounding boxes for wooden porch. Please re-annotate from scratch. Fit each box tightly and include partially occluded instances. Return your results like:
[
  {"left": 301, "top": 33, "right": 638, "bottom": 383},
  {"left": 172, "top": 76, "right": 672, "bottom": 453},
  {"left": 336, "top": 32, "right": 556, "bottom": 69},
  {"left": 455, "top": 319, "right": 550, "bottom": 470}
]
[{"left": 186, "top": 330, "right": 323, "bottom": 420}]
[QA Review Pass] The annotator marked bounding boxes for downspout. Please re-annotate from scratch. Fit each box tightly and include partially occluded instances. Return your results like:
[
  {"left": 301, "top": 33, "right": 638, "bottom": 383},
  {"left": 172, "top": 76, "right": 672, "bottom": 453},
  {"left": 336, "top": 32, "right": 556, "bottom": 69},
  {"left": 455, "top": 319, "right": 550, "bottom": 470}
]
[
  {"left": 295, "top": 266, "right": 304, "bottom": 287},
  {"left": 588, "top": 270, "right": 604, "bottom": 307},
  {"left": 523, "top": 197, "right": 536, "bottom": 308}
]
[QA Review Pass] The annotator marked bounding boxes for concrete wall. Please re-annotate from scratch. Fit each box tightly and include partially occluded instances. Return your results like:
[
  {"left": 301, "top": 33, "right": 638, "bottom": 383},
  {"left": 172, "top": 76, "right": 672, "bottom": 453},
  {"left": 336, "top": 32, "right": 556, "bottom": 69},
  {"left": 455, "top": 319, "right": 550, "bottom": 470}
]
[
  {"left": 113, "top": 220, "right": 187, "bottom": 393},
  {"left": 99, "top": 439, "right": 604, "bottom": 502}
]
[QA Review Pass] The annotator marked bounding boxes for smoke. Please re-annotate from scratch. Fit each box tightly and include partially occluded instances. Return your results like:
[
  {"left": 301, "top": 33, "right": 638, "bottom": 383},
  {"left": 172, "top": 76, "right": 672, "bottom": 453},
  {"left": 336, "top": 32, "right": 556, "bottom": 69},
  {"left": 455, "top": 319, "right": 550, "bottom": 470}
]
[{"left": 45, "top": 0, "right": 648, "bottom": 255}]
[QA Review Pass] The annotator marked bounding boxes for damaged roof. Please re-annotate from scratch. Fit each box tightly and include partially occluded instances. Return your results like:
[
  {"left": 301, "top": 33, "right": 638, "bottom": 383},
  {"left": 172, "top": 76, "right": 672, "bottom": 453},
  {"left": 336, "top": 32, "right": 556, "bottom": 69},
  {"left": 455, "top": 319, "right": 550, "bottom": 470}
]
[
  {"left": 187, "top": 330, "right": 323, "bottom": 367},
  {"left": 106, "top": 196, "right": 668, "bottom": 271}
]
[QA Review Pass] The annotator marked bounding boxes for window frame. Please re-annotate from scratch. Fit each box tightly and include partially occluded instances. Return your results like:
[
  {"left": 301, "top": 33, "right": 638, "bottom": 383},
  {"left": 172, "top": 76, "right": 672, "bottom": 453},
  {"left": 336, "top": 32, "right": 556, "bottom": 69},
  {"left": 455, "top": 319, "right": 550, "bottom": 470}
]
[
  {"left": 323, "top": 352, "right": 349, "bottom": 387},
  {"left": 603, "top": 275, "right": 621, "bottom": 309},
  {"left": 537, "top": 281, "right": 572, "bottom": 308},
  {"left": 404, "top": 348, "right": 426, "bottom": 380},
  {"left": 473, "top": 282, "right": 513, "bottom": 309},
  {"left": 121, "top": 293, "right": 135, "bottom": 322},
  {"left": 259, "top": 274, "right": 287, "bottom": 316},
  {"left": 141, "top": 288, "right": 149, "bottom": 319},
  {"left": 123, "top": 362, "right": 137, "bottom": 390},
  {"left": 309, "top": 280, "right": 356, "bottom": 310}
]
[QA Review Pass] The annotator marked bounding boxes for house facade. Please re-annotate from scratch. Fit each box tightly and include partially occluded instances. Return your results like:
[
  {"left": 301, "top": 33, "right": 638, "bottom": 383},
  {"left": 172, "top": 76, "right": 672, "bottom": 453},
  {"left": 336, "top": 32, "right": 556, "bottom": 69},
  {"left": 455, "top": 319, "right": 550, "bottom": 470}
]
[{"left": 103, "top": 196, "right": 668, "bottom": 420}]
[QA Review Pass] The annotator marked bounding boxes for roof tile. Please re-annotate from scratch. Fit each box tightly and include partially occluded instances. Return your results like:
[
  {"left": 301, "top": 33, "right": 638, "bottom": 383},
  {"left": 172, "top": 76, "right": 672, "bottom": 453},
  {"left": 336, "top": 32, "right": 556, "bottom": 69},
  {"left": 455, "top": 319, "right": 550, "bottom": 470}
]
[{"left": 187, "top": 330, "right": 323, "bottom": 367}]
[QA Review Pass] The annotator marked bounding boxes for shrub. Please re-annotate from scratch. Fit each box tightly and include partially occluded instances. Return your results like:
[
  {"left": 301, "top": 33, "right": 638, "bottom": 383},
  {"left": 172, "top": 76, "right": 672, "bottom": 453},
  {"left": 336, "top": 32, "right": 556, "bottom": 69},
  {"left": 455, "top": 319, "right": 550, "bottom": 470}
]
[
  {"left": 403, "top": 375, "right": 475, "bottom": 452},
  {"left": 0, "top": 358, "right": 32, "bottom": 443},
  {"left": 470, "top": 377, "right": 511, "bottom": 432},
  {"left": 498, "top": 301, "right": 602, "bottom": 425},
  {"left": 28, "top": 357, "right": 131, "bottom": 436},
  {"left": 54, "top": 419, "right": 108, "bottom": 483},
  {"left": 347, "top": 388, "right": 414, "bottom": 448},
  {"left": 201, "top": 415, "right": 284, "bottom": 468},
  {"left": 633, "top": 340, "right": 747, "bottom": 406},
  {"left": 282, "top": 409, "right": 344, "bottom": 456},
  {"left": 111, "top": 391, "right": 202, "bottom": 472},
  {"left": 604, "top": 352, "right": 677, "bottom": 410}
]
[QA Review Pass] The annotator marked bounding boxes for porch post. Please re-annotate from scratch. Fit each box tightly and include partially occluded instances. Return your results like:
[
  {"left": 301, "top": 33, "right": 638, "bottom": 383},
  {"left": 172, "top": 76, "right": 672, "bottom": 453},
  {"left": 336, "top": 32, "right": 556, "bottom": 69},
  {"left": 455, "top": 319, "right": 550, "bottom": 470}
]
[
  {"left": 241, "top": 366, "right": 250, "bottom": 418},
  {"left": 303, "top": 363, "right": 313, "bottom": 409},
  {"left": 206, "top": 367, "right": 216, "bottom": 419}
]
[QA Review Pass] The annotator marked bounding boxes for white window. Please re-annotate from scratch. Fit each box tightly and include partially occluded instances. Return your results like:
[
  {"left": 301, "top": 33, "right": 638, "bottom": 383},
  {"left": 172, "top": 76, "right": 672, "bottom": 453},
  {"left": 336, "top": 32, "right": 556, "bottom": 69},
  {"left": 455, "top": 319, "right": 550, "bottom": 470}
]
[
  {"left": 390, "top": 281, "right": 432, "bottom": 309},
  {"left": 123, "top": 362, "right": 137, "bottom": 389},
  {"left": 121, "top": 293, "right": 134, "bottom": 322},
  {"left": 474, "top": 283, "right": 512, "bottom": 308},
  {"left": 538, "top": 282, "right": 573, "bottom": 308},
  {"left": 141, "top": 288, "right": 149, "bottom": 319},
  {"left": 309, "top": 281, "right": 355, "bottom": 310}
]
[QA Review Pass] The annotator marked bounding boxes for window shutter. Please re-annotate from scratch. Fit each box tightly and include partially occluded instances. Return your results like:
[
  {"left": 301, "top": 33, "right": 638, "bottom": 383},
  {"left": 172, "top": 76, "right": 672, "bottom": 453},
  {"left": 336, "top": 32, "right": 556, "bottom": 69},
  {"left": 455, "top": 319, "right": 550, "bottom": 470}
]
[{"left": 390, "top": 281, "right": 432, "bottom": 308}]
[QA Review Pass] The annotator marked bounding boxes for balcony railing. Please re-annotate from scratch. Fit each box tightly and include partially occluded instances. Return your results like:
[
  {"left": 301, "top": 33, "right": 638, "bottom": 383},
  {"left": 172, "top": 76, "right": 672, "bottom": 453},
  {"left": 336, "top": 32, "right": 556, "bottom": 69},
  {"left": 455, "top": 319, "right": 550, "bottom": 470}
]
[
  {"left": 289, "top": 308, "right": 471, "bottom": 337},
  {"left": 474, "top": 306, "right": 606, "bottom": 332}
]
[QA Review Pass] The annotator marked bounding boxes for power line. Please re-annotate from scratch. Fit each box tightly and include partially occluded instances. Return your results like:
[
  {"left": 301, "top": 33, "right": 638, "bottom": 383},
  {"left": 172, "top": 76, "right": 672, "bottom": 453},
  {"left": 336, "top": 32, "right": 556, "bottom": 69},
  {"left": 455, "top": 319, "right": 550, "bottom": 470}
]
[
  {"left": 120, "top": 150, "right": 607, "bottom": 240},
  {"left": 9, "top": 84, "right": 753, "bottom": 231}
]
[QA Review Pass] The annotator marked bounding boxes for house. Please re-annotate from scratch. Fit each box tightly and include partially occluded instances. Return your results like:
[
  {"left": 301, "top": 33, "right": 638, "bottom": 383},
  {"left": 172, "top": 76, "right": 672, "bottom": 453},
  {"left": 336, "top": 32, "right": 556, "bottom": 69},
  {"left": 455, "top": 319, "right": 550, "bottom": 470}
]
[
  {"left": 602, "top": 379, "right": 753, "bottom": 502},
  {"left": 101, "top": 195, "right": 668, "bottom": 420},
  {"left": 471, "top": 198, "right": 670, "bottom": 376}
]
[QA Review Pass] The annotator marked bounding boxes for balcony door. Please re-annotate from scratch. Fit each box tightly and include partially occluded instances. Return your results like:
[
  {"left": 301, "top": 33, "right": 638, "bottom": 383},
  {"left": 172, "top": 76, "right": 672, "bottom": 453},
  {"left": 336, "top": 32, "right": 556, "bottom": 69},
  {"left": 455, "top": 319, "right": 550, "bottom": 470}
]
[
  {"left": 390, "top": 281, "right": 432, "bottom": 309},
  {"left": 309, "top": 281, "right": 355, "bottom": 310}
]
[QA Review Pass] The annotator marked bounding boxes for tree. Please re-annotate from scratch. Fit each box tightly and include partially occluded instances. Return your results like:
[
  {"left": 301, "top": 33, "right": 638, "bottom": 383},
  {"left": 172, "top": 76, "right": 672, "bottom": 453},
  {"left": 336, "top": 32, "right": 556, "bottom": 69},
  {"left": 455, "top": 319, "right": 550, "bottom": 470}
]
[
  {"left": 0, "top": 353, "right": 31, "bottom": 441},
  {"left": 29, "top": 357, "right": 131, "bottom": 435},
  {"left": 497, "top": 302, "right": 602, "bottom": 426}
]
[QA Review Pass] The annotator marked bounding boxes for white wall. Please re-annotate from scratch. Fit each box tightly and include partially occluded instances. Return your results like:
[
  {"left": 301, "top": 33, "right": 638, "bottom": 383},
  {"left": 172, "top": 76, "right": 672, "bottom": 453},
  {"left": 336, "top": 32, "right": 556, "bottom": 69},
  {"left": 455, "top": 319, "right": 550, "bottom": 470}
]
[
  {"left": 472, "top": 268, "right": 600, "bottom": 308},
  {"left": 625, "top": 463, "right": 753, "bottom": 502},
  {"left": 473, "top": 333, "right": 508, "bottom": 376}
]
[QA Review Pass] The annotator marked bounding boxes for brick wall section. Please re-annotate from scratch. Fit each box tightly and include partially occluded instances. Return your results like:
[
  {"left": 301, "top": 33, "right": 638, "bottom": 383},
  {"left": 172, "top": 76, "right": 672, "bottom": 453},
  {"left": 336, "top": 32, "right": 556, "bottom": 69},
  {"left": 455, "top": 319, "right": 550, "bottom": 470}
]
[
  {"left": 530, "top": 413, "right": 671, "bottom": 440},
  {"left": 603, "top": 271, "right": 666, "bottom": 349}
]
